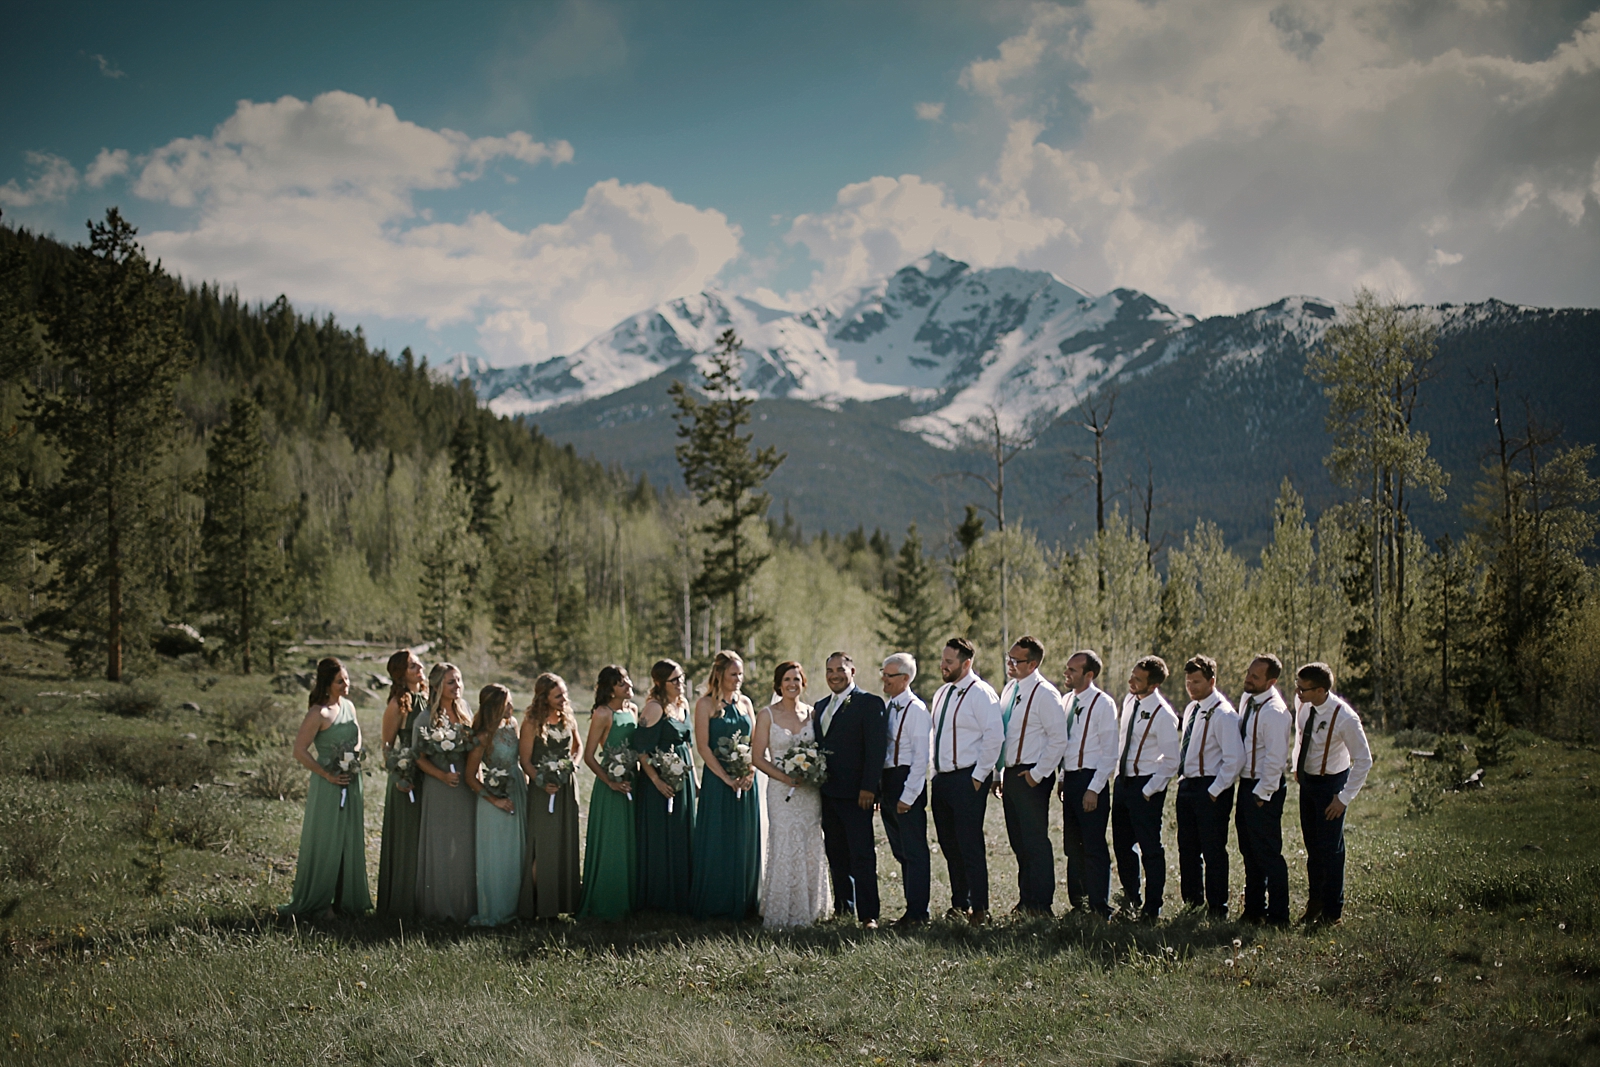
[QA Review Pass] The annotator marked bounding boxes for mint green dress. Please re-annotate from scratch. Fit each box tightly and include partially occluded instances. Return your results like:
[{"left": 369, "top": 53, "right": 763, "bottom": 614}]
[
  {"left": 376, "top": 696, "right": 424, "bottom": 918},
  {"left": 280, "top": 698, "right": 371, "bottom": 917},
  {"left": 690, "top": 704, "right": 761, "bottom": 921},
  {"left": 472, "top": 722, "right": 527, "bottom": 926},
  {"left": 579, "top": 708, "right": 638, "bottom": 920},
  {"left": 633, "top": 711, "right": 696, "bottom": 914}
]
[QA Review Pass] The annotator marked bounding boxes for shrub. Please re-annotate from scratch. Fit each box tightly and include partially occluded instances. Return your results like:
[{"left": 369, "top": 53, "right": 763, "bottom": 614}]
[
  {"left": 97, "top": 685, "right": 165, "bottom": 718},
  {"left": 26, "top": 736, "right": 220, "bottom": 788},
  {"left": 1475, "top": 693, "right": 1514, "bottom": 767},
  {"left": 0, "top": 819, "right": 63, "bottom": 881},
  {"left": 1393, "top": 728, "right": 1440, "bottom": 751},
  {"left": 216, "top": 694, "right": 297, "bottom": 751},
  {"left": 126, "top": 788, "right": 244, "bottom": 852},
  {"left": 243, "top": 749, "right": 309, "bottom": 801}
]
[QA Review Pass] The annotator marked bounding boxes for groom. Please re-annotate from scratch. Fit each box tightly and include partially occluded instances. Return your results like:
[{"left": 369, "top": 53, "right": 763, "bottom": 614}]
[{"left": 815, "top": 651, "right": 889, "bottom": 928}]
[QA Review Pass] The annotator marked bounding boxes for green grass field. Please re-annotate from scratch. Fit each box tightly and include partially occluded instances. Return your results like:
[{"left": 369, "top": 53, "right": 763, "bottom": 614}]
[{"left": 1, "top": 638, "right": 1597, "bottom": 1065}]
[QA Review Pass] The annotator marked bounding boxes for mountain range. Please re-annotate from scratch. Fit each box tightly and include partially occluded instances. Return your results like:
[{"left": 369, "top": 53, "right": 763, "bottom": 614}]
[{"left": 450, "top": 253, "right": 1600, "bottom": 554}]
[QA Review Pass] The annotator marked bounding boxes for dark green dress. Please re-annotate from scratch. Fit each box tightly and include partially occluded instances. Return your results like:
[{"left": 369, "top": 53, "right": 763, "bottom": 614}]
[
  {"left": 633, "top": 710, "right": 697, "bottom": 914},
  {"left": 579, "top": 708, "right": 638, "bottom": 920},
  {"left": 376, "top": 696, "right": 424, "bottom": 918},
  {"left": 689, "top": 703, "right": 760, "bottom": 921},
  {"left": 280, "top": 698, "right": 371, "bottom": 917},
  {"left": 519, "top": 723, "right": 581, "bottom": 918}
]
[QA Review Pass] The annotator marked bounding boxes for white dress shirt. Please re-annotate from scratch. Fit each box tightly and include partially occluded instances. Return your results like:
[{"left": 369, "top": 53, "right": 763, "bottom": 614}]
[
  {"left": 1117, "top": 691, "right": 1179, "bottom": 797},
  {"left": 883, "top": 690, "right": 931, "bottom": 807},
  {"left": 1237, "top": 685, "right": 1291, "bottom": 802},
  {"left": 1178, "top": 693, "right": 1243, "bottom": 797},
  {"left": 929, "top": 669, "right": 1003, "bottom": 784},
  {"left": 998, "top": 670, "right": 1067, "bottom": 774},
  {"left": 818, "top": 684, "right": 857, "bottom": 734},
  {"left": 1061, "top": 683, "right": 1121, "bottom": 794},
  {"left": 1294, "top": 694, "right": 1374, "bottom": 806}
]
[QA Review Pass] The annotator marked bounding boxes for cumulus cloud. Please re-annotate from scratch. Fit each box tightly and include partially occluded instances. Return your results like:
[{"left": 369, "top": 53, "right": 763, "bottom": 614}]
[
  {"left": 85, "top": 148, "right": 129, "bottom": 188},
  {"left": 117, "top": 91, "right": 738, "bottom": 363},
  {"left": 915, "top": 101, "right": 945, "bottom": 122},
  {"left": 0, "top": 151, "right": 80, "bottom": 208},
  {"left": 790, "top": 1, "right": 1600, "bottom": 314}
]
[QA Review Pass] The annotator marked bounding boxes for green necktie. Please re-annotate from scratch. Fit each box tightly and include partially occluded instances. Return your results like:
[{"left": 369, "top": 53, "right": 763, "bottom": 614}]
[
  {"left": 996, "top": 683, "right": 1019, "bottom": 771},
  {"left": 1065, "top": 693, "right": 1081, "bottom": 740}
]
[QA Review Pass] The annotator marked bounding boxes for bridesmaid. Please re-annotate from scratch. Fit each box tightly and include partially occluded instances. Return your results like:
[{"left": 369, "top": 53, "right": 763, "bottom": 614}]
[
  {"left": 633, "top": 658, "right": 697, "bottom": 914},
  {"left": 467, "top": 683, "right": 526, "bottom": 926},
  {"left": 376, "top": 648, "right": 426, "bottom": 919},
  {"left": 518, "top": 672, "right": 582, "bottom": 919},
  {"left": 688, "top": 650, "right": 761, "bottom": 921},
  {"left": 280, "top": 657, "right": 371, "bottom": 917},
  {"left": 414, "top": 662, "right": 478, "bottom": 922},
  {"left": 578, "top": 665, "right": 638, "bottom": 920}
]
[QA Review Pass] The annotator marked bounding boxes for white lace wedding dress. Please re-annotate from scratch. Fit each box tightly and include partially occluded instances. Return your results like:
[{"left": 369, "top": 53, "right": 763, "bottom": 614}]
[{"left": 761, "top": 711, "right": 831, "bottom": 928}]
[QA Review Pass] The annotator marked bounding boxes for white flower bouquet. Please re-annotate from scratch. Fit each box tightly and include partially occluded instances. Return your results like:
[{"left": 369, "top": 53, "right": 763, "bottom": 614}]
[
  {"left": 325, "top": 743, "right": 362, "bottom": 809},
  {"left": 419, "top": 720, "right": 476, "bottom": 775},
  {"left": 779, "top": 738, "right": 828, "bottom": 801},
  {"left": 714, "top": 732, "right": 754, "bottom": 799},
  {"left": 385, "top": 742, "right": 418, "bottom": 803},
  {"left": 534, "top": 755, "right": 575, "bottom": 814},
  {"left": 649, "top": 749, "right": 689, "bottom": 813},
  {"left": 600, "top": 741, "right": 637, "bottom": 801}
]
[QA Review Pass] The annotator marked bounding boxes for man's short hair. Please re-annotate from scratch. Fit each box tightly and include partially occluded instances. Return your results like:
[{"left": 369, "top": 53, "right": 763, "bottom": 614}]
[
  {"left": 826, "top": 651, "right": 854, "bottom": 668},
  {"left": 1250, "top": 653, "right": 1283, "bottom": 681},
  {"left": 1012, "top": 635, "right": 1044, "bottom": 664},
  {"left": 945, "top": 637, "right": 975, "bottom": 662},
  {"left": 1134, "top": 655, "right": 1168, "bottom": 686},
  {"left": 1184, "top": 655, "right": 1217, "bottom": 681},
  {"left": 1297, "top": 661, "right": 1334, "bottom": 692},
  {"left": 883, "top": 652, "right": 917, "bottom": 683},
  {"left": 1069, "top": 649, "right": 1103, "bottom": 679}
]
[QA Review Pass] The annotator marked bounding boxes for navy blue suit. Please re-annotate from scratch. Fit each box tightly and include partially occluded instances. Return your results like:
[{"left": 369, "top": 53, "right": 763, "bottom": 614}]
[{"left": 815, "top": 687, "right": 888, "bottom": 921}]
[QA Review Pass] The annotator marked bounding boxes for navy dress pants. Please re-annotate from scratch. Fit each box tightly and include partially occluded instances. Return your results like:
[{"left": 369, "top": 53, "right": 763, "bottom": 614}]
[
  {"left": 1298, "top": 769, "right": 1350, "bottom": 921},
  {"left": 1059, "top": 767, "right": 1112, "bottom": 918},
  {"left": 1176, "top": 775, "right": 1235, "bottom": 915},
  {"left": 879, "top": 765, "right": 930, "bottom": 921},
  {"left": 1235, "top": 776, "right": 1289, "bottom": 923},
  {"left": 931, "top": 768, "right": 991, "bottom": 914},
  {"left": 1001, "top": 764, "right": 1056, "bottom": 912},
  {"left": 1111, "top": 774, "right": 1167, "bottom": 917},
  {"left": 821, "top": 791, "right": 880, "bottom": 922}
]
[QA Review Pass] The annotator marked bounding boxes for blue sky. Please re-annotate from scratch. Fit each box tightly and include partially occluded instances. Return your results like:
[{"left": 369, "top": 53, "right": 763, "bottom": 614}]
[{"left": 4, "top": 0, "right": 1598, "bottom": 366}]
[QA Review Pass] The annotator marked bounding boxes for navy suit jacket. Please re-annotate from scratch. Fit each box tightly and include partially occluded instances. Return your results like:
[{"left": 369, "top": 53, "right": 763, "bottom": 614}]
[{"left": 814, "top": 687, "right": 888, "bottom": 799}]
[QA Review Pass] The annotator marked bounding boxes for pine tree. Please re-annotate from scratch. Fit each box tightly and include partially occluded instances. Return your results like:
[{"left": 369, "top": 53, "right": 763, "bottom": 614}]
[
  {"left": 32, "top": 210, "right": 192, "bottom": 680},
  {"left": 877, "top": 523, "right": 950, "bottom": 699},
  {"left": 417, "top": 483, "right": 480, "bottom": 662},
  {"left": 668, "top": 329, "right": 785, "bottom": 652},
  {"left": 199, "top": 396, "right": 288, "bottom": 674},
  {"left": 449, "top": 416, "right": 498, "bottom": 539}
]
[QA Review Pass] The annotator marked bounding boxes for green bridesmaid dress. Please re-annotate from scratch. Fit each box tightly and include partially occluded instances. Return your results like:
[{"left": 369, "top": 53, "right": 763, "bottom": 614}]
[
  {"left": 578, "top": 708, "right": 638, "bottom": 920},
  {"left": 519, "top": 724, "right": 581, "bottom": 918},
  {"left": 376, "top": 695, "right": 424, "bottom": 918},
  {"left": 633, "top": 710, "right": 696, "bottom": 914},
  {"left": 689, "top": 703, "right": 760, "bottom": 921},
  {"left": 471, "top": 722, "right": 527, "bottom": 926},
  {"left": 280, "top": 697, "right": 371, "bottom": 917}
]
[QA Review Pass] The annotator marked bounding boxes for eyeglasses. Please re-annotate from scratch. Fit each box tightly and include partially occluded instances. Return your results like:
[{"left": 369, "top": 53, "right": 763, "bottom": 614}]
[
  {"left": 1293, "top": 684, "right": 1324, "bottom": 694},
  {"left": 1005, "top": 656, "right": 1038, "bottom": 668},
  {"left": 881, "top": 670, "right": 906, "bottom": 679}
]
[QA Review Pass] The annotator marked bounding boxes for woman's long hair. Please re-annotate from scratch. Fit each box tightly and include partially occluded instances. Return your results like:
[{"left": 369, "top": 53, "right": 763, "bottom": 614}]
[
  {"left": 308, "top": 657, "right": 345, "bottom": 709},
  {"left": 427, "top": 662, "right": 468, "bottom": 725},
  {"left": 385, "top": 649, "right": 427, "bottom": 717},
  {"left": 772, "top": 660, "right": 805, "bottom": 697},
  {"left": 592, "top": 664, "right": 631, "bottom": 711},
  {"left": 473, "top": 683, "right": 514, "bottom": 738},
  {"left": 649, "top": 658, "right": 684, "bottom": 711},
  {"left": 527, "top": 672, "right": 578, "bottom": 738},
  {"left": 703, "top": 649, "right": 744, "bottom": 708}
]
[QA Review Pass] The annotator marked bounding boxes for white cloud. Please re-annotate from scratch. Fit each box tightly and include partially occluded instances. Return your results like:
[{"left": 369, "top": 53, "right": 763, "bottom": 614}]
[
  {"left": 915, "top": 101, "right": 945, "bottom": 122},
  {"left": 117, "top": 91, "right": 737, "bottom": 364},
  {"left": 1430, "top": 248, "right": 1465, "bottom": 267},
  {"left": 90, "top": 53, "right": 125, "bottom": 79},
  {"left": 85, "top": 148, "right": 129, "bottom": 188},
  {"left": 790, "top": 2, "right": 1600, "bottom": 315},
  {"left": 0, "top": 151, "right": 80, "bottom": 208}
]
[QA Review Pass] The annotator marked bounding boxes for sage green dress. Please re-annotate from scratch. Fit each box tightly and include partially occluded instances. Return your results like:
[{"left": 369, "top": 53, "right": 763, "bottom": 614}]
[
  {"left": 376, "top": 696, "right": 424, "bottom": 918},
  {"left": 519, "top": 723, "right": 581, "bottom": 918},
  {"left": 472, "top": 722, "right": 528, "bottom": 926},
  {"left": 690, "top": 703, "right": 761, "bottom": 921},
  {"left": 414, "top": 715, "right": 478, "bottom": 922},
  {"left": 633, "top": 711, "right": 696, "bottom": 914},
  {"left": 578, "top": 708, "right": 638, "bottom": 920},
  {"left": 280, "top": 698, "right": 371, "bottom": 917}
]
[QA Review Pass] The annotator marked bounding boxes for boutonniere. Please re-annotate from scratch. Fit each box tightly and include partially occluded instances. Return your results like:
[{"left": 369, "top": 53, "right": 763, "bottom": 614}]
[
  {"left": 1315, "top": 721, "right": 1329, "bottom": 733},
  {"left": 1139, "top": 709, "right": 1152, "bottom": 720}
]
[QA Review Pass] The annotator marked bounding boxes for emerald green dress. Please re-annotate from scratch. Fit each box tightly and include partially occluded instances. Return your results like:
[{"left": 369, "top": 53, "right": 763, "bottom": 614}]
[
  {"left": 472, "top": 722, "right": 527, "bottom": 926},
  {"left": 689, "top": 703, "right": 760, "bottom": 921},
  {"left": 519, "top": 723, "right": 581, "bottom": 918},
  {"left": 578, "top": 708, "right": 638, "bottom": 920},
  {"left": 376, "top": 695, "right": 424, "bottom": 918},
  {"left": 280, "top": 698, "right": 371, "bottom": 917},
  {"left": 633, "top": 710, "right": 696, "bottom": 914}
]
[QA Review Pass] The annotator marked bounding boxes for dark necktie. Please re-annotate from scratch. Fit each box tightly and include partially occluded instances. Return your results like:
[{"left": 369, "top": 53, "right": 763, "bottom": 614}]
[
  {"left": 1119, "top": 699, "right": 1139, "bottom": 776},
  {"left": 1178, "top": 703, "right": 1199, "bottom": 773},
  {"left": 1296, "top": 707, "right": 1316, "bottom": 776}
]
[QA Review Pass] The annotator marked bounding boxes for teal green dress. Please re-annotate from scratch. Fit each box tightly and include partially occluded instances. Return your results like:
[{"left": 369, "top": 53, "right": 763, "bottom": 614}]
[
  {"left": 519, "top": 723, "right": 581, "bottom": 918},
  {"left": 689, "top": 703, "right": 760, "bottom": 921},
  {"left": 579, "top": 708, "right": 638, "bottom": 920},
  {"left": 633, "top": 710, "right": 696, "bottom": 914},
  {"left": 376, "top": 696, "right": 424, "bottom": 918},
  {"left": 280, "top": 698, "right": 371, "bottom": 917},
  {"left": 472, "top": 722, "right": 527, "bottom": 926}
]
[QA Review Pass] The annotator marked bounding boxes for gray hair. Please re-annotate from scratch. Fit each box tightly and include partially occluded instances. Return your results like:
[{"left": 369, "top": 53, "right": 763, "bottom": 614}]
[{"left": 883, "top": 652, "right": 917, "bottom": 683}]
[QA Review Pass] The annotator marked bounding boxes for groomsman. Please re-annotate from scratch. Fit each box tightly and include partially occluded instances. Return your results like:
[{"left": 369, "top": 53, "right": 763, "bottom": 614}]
[
  {"left": 1112, "top": 656, "right": 1178, "bottom": 920},
  {"left": 1175, "top": 655, "right": 1242, "bottom": 917},
  {"left": 928, "top": 637, "right": 1003, "bottom": 925},
  {"left": 995, "top": 637, "right": 1067, "bottom": 917},
  {"left": 879, "top": 652, "right": 932, "bottom": 927},
  {"left": 1057, "top": 649, "right": 1120, "bottom": 920},
  {"left": 814, "top": 652, "right": 889, "bottom": 928},
  {"left": 1292, "top": 662, "right": 1373, "bottom": 926},
  {"left": 1235, "top": 654, "right": 1292, "bottom": 926}
]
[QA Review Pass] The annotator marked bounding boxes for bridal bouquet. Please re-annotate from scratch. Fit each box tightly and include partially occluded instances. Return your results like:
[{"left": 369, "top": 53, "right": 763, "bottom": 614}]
[
  {"left": 326, "top": 743, "right": 362, "bottom": 809},
  {"left": 534, "top": 755, "right": 575, "bottom": 814},
  {"left": 599, "top": 741, "right": 637, "bottom": 801},
  {"left": 385, "top": 741, "right": 419, "bottom": 803},
  {"left": 779, "top": 738, "right": 828, "bottom": 801},
  {"left": 419, "top": 720, "right": 476, "bottom": 775},
  {"left": 714, "top": 732, "right": 755, "bottom": 799},
  {"left": 648, "top": 749, "right": 689, "bottom": 813}
]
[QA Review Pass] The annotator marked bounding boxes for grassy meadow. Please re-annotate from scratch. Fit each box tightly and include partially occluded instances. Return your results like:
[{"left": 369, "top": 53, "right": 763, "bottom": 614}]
[{"left": 1, "top": 634, "right": 1598, "bottom": 1066}]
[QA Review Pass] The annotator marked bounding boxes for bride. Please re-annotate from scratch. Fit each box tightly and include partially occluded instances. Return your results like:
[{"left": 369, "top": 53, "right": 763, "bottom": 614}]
[{"left": 753, "top": 660, "right": 831, "bottom": 927}]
